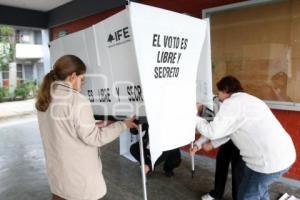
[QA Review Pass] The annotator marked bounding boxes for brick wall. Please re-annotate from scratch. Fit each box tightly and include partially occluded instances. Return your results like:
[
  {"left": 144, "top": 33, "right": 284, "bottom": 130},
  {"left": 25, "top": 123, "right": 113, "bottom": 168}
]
[
  {"left": 49, "top": 0, "right": 300, "bottom": 181},
  {"left": 3, "top": 80, "right": 9, "bottom": 88}
]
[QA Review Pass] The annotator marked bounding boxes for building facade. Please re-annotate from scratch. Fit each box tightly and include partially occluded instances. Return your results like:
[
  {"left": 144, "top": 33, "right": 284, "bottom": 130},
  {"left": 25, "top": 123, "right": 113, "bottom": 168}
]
[{"left": 0, "top": 27, "right": 50, "bottom": 94}]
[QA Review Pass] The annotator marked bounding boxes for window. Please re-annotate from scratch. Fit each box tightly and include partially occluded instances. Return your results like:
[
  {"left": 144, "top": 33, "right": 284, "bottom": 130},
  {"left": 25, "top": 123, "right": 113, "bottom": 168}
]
[
  {"left": 204, "top": 0, "right": 300, "bottom": 110},
  {"left": 36, "top": 63, "right": 44, "bottom": 84},
  {"left": 16, "top": 29, "right": 42, "bottom": 45},
  {"left": 15, "top": 30, "right": 20, "bottom": 43},
  {"left": 24, "top": 64, "right": 33, "bottom": 80},
  {"left": 18, "top": 30, "right": 34, "bottom": 44},
  {"left": 34, "top": 30, "right": 42, "bottom": 45},
  {"left": 17, "top": 64, "right": 23, "bottom": 80},
  {"left": 2, "top": 71, "right": 9, "bottom": 80}
]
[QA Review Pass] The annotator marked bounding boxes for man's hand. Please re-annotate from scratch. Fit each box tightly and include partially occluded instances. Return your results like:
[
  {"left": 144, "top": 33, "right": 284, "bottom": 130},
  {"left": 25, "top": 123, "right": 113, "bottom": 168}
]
[
  {"left": 190, "top": 145, "right": 201, "bottom": 156},
  {"left": 195, "top": 129, "right": 202, "bottom": 136},
  {"left": 202, "top": 142, "right": 214, "bottom": 152},
  {"left": 123, "top": 117, "right": 138, "bottom": 129},
  {"left": 196, "top": 103, "right": 204, "bottom": 116}
]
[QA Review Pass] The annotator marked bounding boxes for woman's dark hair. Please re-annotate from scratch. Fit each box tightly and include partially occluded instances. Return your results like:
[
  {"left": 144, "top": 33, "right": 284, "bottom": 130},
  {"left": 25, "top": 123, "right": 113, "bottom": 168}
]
[
  {"left": 36, "top": 55, "right": 86, "bottom": 112},
  {"left": 216, "top": 75, "right": 244, "bottom": 94}
]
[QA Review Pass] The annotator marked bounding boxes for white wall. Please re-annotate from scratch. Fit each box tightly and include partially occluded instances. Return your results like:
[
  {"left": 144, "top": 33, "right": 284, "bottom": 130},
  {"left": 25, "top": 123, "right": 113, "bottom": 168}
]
[
  {"left": 0, "top": 71, "right": 2, "bottom": 87},
  {"left": 41, "top": 30, "right": 50, "bottom": 73},
  {"left": 8, "top": 62, "right": 16, "bottom": 95}
]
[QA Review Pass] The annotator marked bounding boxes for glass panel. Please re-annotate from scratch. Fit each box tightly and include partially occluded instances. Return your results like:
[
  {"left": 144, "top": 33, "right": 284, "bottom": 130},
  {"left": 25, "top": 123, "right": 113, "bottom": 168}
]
[
  {"left": 210, "top": 0, "right": 300, "bottom": 102},
  {"left": 34, "top": 30, "right": 42, "bottom": 44},
  {"left": 17, "top": 72, "right": 23, "bottom": 79},
  {"left": 24, "top": 64, "right": 33, "bottom": 80},
  {"left": 19, "top": 30, "right": 34, "bottom": 44},
  {"left": 36, "top": 63, "right": 44, "bottom": 84},
  {"left": 2, "top": 71, "right": 9, "bottom": 80},
  {"left": 17, "top": 64, "right": 22, "bottom": 72}
]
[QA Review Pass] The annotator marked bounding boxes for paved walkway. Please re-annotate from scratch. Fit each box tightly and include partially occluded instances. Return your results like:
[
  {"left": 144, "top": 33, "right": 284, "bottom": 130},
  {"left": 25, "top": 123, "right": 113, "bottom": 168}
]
[
  {"left": 0, "top": 117, "right": 299, "bottom": 200},
  {"left": 0, "top": 102, "right": 299, "bottom": 200},
  {"left": 0, "top": 99, "right": 36, "bottom": 120}
]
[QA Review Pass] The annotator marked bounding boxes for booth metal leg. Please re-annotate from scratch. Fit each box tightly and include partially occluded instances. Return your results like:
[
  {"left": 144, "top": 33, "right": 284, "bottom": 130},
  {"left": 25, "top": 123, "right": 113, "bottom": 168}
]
[
  {"left": 138, "top": 124, "right": 148, "bottom": 200},
  {"left": 191, "top": 142, "right": 195, "bottom": 178}
]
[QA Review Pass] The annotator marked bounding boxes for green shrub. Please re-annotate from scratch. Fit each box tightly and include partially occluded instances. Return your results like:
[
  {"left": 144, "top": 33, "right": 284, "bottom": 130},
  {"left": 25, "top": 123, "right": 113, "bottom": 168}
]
[
  {"left": 25, "top": 80, "right": 37, "bottom": 96},
  {"left": 0, "top": 87, "right": 9, "bottom": 102},
  {"left": 14, "top": 80, "right": 38, "bottom": 100},
  {"left": 14, "top": 84, "right": 30, "bottom": 100}
]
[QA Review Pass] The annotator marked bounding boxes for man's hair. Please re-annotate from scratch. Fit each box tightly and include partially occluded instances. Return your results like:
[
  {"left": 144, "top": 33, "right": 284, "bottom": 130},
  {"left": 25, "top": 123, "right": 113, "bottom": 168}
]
[{"left": 217, "top": 75, "right": 244, "bottom": 94}]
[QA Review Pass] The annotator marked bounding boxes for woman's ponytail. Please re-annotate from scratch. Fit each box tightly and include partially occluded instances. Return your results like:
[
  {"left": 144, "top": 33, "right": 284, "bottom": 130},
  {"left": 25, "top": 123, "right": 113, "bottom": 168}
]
[{"left": 35, "top": 70, "right": 56, "bottom": 112}]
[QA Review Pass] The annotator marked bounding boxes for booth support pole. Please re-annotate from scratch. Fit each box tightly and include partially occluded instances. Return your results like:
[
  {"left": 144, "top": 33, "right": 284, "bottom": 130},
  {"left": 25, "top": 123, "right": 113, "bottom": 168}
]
[
  {"left": 191, "top": 142, "right": 195, "bottom": 178},
  {"left": 138, "top": 124, "right": 148, "bottom": 200}
]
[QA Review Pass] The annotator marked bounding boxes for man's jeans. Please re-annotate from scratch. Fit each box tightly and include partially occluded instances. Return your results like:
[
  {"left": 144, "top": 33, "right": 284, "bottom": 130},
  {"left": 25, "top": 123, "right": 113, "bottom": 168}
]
[{"left": 238, "top": 166, "right": 289, "bottom": 200}]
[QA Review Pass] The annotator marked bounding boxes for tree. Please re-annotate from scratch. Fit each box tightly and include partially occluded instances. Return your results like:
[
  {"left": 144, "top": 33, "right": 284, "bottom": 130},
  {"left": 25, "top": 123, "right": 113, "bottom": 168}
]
[{"left": 0, "top": 25, "right": 15, "bottom": 71}]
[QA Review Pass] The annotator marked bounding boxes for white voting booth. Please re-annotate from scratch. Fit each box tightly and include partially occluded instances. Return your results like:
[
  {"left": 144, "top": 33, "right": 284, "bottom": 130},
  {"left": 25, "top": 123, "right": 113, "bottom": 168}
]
[{"left": 50, "top": 2, "right": 212, "bottom": 200}]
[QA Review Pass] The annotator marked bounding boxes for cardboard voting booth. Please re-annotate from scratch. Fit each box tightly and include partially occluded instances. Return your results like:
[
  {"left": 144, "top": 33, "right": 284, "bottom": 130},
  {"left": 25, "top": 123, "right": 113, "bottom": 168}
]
[{"left": 50, "top": 2, "right": 213, "bottom": 199}]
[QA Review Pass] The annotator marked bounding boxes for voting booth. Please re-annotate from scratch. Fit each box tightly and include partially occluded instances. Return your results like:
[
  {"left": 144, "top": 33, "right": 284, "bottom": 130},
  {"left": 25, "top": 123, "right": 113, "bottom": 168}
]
[{"left": 50, "top": 2, "right": 213, "bottom": 199}]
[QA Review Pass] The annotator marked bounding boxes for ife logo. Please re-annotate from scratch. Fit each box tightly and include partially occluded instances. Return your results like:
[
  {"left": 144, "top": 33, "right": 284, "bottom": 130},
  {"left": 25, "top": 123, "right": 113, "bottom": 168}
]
[{"left": 107, "top": 27, "right": 131, "bottom": 47}]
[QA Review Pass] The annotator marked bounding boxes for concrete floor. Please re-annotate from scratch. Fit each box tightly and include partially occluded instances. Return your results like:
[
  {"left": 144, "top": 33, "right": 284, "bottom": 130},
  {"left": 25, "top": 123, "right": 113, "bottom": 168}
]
[{"left": 0, "top": 116, "right": 299, "bottom": 200}]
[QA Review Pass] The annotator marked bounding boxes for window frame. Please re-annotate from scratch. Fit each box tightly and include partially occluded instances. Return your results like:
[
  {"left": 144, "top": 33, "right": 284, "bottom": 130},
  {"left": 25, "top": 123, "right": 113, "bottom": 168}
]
[
  {"left": 16, "top": 63, "right": 24, "bottom": 81},
  {"left": 202, "top": 0, "right": 300, "bottom": 111},
  {"left": 2, "top": 70, "right": 9, "bottom": 80}
]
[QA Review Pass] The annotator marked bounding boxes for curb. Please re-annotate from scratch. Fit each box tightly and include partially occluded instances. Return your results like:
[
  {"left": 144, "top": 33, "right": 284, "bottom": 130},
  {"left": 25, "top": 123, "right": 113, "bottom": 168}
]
[{"left": 0, "top": 111, "right": 37, "bottom": 123}]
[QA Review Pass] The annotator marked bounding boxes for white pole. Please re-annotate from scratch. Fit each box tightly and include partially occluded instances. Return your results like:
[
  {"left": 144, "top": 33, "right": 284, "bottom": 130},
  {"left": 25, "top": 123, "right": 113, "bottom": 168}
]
[
  {"left": 191, "top": 142, "right": 195, "bottom": 178},
  {"left": 138, "top": 124, "right": 148, "bottom": 200}
]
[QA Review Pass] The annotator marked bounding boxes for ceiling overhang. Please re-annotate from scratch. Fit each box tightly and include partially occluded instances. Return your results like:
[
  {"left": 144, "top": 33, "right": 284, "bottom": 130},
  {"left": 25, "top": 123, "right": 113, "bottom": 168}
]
[{"left": 0, "top": 0, "right": 138, "bottom": 29}]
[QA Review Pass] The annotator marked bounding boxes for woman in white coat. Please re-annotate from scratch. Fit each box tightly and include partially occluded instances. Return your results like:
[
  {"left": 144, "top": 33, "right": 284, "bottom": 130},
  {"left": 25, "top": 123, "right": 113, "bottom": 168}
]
[
  {"left": 193, "top": 75, "right": 296, "bottom": 200},
  {"left": 36, "top": 55, "right": 137, "bottom": 200}
]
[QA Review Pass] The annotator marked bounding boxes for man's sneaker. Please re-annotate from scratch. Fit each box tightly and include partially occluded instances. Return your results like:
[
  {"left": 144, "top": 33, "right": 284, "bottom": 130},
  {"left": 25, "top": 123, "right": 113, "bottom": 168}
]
[{"left": 201, "top": 194, "right": 215, "bottom": 200}]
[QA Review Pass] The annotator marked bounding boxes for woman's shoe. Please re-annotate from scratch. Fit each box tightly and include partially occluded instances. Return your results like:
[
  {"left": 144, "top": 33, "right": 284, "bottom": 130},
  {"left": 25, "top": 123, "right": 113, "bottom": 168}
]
[{"left": 201, "top": 194, "right": 215, "bottom": 200}]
